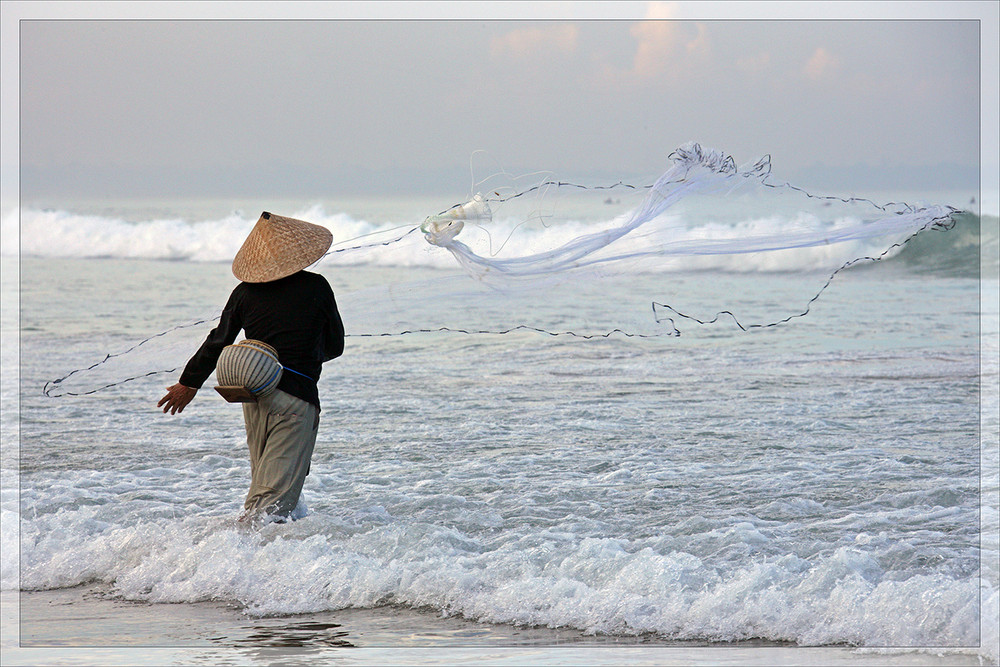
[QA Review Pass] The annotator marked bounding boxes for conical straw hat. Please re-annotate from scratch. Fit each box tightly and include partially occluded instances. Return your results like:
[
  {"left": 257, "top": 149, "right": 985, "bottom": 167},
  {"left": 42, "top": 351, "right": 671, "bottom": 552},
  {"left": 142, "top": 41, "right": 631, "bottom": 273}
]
[{"left": 232, "top": 212, "right": 333, "bottom": 283}]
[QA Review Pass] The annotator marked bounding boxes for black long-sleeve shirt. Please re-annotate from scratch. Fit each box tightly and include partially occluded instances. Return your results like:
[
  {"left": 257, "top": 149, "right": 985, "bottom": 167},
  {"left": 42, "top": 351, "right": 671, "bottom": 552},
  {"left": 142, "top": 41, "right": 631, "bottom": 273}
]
[{"left": 179, "top": 271, "right": 345, "bottom": 409}]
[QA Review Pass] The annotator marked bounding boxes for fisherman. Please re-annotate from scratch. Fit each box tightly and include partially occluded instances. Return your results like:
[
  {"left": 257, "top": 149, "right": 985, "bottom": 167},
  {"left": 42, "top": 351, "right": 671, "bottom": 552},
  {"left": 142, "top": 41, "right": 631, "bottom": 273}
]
[{"left": 157, "top": 212, "right": 345, "bottom": 523}]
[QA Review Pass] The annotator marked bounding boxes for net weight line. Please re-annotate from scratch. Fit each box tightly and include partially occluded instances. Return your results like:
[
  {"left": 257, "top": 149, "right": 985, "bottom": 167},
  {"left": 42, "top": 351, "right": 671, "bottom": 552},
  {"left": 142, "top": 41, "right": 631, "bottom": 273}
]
[
  {"left": 40, "top": 173, "right": 962, "bottom": 397},
  {"left": 652, "top": 213, "right": 958, "bottom": 334},
  {"left": 42, "top": 209, "right": 953, "bottom": 398},
  {"left": 43, "top": 325, "right": 677, "bottom": 398},
  {"left": 349, "top": 324, "right": 671, "bottom": 340},
  {"left": 42, "top": 177, "right": 666, "bottom": 396},
  {"left": 42, "top": 318, "right": 214, "bottom": 398}
]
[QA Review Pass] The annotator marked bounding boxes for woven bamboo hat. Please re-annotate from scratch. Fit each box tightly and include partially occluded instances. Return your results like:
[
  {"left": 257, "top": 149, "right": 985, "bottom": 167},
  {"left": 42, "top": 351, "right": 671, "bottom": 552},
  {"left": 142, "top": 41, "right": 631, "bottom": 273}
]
[{"left": 232, "top": 212, "right": 333, "bottom": 283}]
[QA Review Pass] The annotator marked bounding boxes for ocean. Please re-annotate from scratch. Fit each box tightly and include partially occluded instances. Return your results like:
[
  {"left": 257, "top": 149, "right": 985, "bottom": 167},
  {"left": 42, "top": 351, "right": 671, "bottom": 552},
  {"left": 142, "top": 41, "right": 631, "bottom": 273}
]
[{"left": 1, "top": 175, "right": 998, "bottom": 665}]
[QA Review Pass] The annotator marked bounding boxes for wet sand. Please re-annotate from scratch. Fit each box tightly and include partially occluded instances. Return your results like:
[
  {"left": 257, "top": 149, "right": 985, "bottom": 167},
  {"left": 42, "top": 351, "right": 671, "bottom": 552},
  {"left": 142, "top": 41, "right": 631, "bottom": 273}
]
[
  {"left": 16, "top": 584, "right": 658, "bottom": 648},
  {"left": 2, "top": 585, "right": 986, "bottom": 666}
]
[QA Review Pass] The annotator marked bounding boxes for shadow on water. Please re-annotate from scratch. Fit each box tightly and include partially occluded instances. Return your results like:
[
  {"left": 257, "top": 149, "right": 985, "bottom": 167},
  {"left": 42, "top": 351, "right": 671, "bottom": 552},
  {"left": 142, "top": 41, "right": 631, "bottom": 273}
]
[{"left": 218, "top": 620, "right": 355, "bottom": 649}]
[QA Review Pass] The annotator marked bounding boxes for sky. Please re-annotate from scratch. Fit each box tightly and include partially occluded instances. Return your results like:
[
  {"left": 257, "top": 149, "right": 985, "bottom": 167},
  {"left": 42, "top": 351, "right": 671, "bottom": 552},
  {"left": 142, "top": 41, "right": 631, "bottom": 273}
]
[{"left": 2, "top": 2, "right": 998, "bottom": 204}]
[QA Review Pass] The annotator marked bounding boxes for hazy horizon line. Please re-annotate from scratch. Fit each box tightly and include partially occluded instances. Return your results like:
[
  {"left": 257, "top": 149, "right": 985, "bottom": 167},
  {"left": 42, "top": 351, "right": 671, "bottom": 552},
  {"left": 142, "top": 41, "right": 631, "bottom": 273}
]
[{"left": 15, "top": 160, "right": 986, "bottom": 202}]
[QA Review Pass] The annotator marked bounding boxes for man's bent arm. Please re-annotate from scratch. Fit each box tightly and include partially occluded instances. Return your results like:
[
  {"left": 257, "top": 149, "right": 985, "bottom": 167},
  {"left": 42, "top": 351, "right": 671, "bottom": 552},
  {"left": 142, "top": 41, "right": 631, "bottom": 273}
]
[{"left": 179, "top": 289, "right": 244, "bottom": 389}]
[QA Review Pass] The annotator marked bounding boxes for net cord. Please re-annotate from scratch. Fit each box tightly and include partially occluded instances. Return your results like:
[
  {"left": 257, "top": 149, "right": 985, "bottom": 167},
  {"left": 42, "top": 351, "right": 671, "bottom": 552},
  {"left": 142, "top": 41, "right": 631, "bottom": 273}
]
[{"left": 40, "top": 163, "right": 963, "bottom": 398}]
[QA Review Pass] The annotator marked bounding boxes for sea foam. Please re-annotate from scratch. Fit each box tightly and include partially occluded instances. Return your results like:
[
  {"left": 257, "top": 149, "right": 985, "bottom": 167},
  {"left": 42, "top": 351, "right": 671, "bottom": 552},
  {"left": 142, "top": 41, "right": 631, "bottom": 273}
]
[
  {"left": 12, "top": 205, "right": 984, "bottom": 276},
  {"left": 13, "top": 500, "right": 987, "bottom": 654}
]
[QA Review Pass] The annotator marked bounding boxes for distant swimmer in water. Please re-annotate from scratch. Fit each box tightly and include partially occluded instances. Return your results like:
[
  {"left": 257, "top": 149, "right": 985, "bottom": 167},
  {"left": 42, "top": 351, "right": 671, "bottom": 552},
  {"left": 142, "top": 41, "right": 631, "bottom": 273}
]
[{"left": 158, "top": 212, "right": 345, "bottom": 524}]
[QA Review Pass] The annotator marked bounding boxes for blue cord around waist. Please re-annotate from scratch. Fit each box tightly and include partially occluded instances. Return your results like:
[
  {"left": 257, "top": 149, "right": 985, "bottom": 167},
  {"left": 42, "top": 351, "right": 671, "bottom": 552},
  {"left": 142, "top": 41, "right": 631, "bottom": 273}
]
[{"left": 282, "top": 366, "right": 315, "bottom": 382}]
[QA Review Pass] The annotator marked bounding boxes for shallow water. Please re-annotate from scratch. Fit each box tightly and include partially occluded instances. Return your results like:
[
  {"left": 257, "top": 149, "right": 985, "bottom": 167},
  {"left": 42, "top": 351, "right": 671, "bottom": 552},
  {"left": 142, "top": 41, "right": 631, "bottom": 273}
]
[
  {"left": 3, "top": 585, "right": 987, "bottom": 666},
  {"left": 9, "top": 252, "right": 993, "bottom": 646},
  {"left": 3, "top": 192, "right": 997, "bottom": 664}
]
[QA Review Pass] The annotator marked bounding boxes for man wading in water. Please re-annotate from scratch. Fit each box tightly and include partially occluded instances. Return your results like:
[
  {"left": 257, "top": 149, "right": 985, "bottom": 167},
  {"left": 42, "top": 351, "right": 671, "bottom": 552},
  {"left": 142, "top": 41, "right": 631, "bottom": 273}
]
[{"left": 158, "top": 212, "right": 345, "bottom": 524}]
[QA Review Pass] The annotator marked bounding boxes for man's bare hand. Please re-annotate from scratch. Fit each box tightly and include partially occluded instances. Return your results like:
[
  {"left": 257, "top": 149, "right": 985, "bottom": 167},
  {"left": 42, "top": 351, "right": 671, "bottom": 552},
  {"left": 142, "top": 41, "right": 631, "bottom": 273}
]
[{"left": 158, "top": 383, "right": 198, "bottom": 414}]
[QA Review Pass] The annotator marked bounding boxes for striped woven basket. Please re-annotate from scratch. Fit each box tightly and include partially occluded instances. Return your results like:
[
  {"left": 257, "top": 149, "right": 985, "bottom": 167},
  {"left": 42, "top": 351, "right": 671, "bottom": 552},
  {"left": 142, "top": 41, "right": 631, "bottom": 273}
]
[{"left": 214, "top": 340, "right": 282, "bottom": 401}]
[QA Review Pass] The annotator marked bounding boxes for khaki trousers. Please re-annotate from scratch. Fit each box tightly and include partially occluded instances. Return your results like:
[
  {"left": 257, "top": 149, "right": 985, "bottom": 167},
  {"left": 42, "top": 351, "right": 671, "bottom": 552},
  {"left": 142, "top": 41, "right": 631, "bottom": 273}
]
[{"left": 241, "top": 389, "right": 319, "bottom": 518}]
